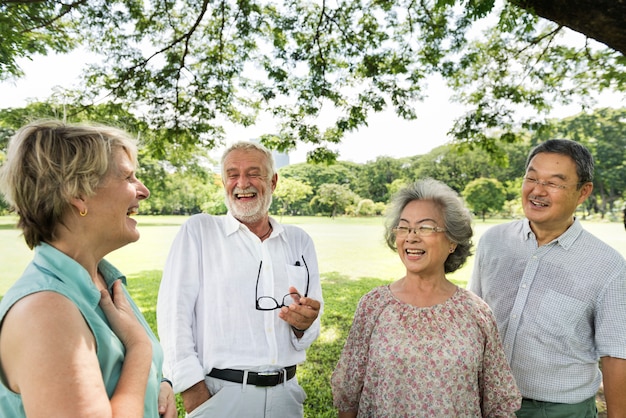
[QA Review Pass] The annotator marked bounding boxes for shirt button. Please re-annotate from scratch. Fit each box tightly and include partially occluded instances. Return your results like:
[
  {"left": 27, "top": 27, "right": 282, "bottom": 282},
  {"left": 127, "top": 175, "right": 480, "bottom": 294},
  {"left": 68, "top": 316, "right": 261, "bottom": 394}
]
[
  {"left": 521, "top": 283, "right": 527, "bottom": 288},
  {"left": 512, "top": 314, "right": 517, "bottom": 319}
]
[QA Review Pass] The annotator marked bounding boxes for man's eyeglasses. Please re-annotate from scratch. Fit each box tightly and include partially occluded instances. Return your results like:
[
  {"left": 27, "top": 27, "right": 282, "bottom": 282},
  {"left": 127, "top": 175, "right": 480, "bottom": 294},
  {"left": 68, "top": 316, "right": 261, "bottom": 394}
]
[
  {"left": 392, "top": 225, "right": 446, "bottom": 238},
  {"left": 523, "top": 176, "right": 574, "bottom": 192},
  {"left": 255, "top": 256, "right": 310, "bottom": 311}
]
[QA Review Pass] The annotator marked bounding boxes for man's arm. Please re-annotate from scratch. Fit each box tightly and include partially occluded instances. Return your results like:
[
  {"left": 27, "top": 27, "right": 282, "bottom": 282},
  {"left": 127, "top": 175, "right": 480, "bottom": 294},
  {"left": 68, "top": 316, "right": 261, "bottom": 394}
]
[
  {"left": 601, "top": 356, "right": 626, "bottom": 418},
  {"left": 156, "top": 220, "right": 207, "bottom": 393},
  {"left": 468, "top": 238, "right": 484, "bottom": 296}
]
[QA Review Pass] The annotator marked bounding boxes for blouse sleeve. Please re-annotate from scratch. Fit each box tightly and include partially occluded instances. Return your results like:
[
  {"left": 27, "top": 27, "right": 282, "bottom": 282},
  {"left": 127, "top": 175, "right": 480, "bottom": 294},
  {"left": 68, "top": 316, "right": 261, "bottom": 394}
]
[
  {"left": 330, "top": 288, "right": 385, "bottom": 412},
  {"left": 478, "top": 306, "right": 522, "bottom": 417}
]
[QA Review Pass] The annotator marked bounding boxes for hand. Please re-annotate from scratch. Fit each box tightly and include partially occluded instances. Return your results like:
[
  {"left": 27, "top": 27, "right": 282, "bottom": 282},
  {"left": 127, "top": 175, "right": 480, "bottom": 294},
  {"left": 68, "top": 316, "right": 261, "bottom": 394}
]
[
  {"left": 181, "top": 380, "right": 211, "bottom": 414},
  {"left": 99, "top": 280, "right": 150, "bottom": 349},
  {"left": 158, "top": 380, "right": 177, "bottom": 418},
  {"left": 278, "top": 286, "right": 321, "bottom": 332}
]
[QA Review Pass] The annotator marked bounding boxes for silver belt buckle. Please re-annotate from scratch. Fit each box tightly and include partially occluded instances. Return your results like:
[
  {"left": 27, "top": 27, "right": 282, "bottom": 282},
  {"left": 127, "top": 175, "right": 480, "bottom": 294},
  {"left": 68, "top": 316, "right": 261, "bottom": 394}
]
[{"left": 257, "top": 371, "right": 279, "bottom": 376}]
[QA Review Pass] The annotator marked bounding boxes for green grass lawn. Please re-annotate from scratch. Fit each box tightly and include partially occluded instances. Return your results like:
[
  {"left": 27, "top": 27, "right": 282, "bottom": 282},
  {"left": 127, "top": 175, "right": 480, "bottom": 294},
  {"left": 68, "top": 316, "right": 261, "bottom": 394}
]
[
  {"left": 1, "top": 215, "right": 624, "bottom": 417},
  {"left": 0, "top": 215, "right": 498, "bottom": 294}
]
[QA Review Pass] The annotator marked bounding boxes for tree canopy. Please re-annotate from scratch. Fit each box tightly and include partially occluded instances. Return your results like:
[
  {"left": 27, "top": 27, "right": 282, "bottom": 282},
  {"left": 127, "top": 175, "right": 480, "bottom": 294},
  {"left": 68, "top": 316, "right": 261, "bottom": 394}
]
[
  {"left": 1, "top": 0, "right": 625, "bottom": 162},
  {"left": 1, "top": 104, "right": 625, "bottom": 218}
]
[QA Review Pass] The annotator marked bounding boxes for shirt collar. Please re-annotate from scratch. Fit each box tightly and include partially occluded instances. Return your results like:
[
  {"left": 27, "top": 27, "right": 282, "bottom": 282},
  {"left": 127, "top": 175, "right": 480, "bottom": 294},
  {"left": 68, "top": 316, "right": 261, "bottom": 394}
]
[
  {"left": 225, "top": 212, "right": 286, "bottom": 242},
  {"left": 522, "top": 217, "right": 583, "bottom": 250}
]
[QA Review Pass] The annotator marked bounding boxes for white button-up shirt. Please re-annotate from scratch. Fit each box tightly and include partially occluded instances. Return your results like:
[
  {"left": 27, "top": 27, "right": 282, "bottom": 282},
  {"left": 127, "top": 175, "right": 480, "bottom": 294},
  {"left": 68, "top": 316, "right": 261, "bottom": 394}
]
[{"left": 157, "top": 213, "right": 323, "bottom": 394}]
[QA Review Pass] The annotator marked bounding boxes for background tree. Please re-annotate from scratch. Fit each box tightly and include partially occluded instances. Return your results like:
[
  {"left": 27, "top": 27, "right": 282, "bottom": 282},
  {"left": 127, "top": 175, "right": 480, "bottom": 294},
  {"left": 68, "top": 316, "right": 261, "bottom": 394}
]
[
  {"left": 351, "top": 199, "right": 385, "bottom": 217},
  {"left": 1, "top": 1, "right": 624, "bottom": 161},
  {"left": 201, "top": 188, "right": 228, "bottom": 216},
  {"left": 1, "top": 101, "right": 624, "bottom": 218},
  {"left": 387, "top": 178, "right": 409, "bottom": 200},
  {"left": 533, "top": 107, "right": 626, "bottom": 217},
  {"left": 409, "top": 145, "right": 493, "bottom": 193},
  {"left": 0, "top": 100, "right": 218, "bottom": 215},
  {"left": 311, "top": 183, "right": 359, "bottom": 218},
  {"left": 279, "top": 162, "right": 358, "bottom": 196},
  {"left": 0, "top": 0, "right": 77, "bottom": 80},
  {"left": 462, "top": 177, "right": 507, "bottom": 221},
  {"left": 272, "top": 177, "right": 313, "bottom": 216},
  {"left": 357, "top": 156, "right": 405, "bottom": 203}
]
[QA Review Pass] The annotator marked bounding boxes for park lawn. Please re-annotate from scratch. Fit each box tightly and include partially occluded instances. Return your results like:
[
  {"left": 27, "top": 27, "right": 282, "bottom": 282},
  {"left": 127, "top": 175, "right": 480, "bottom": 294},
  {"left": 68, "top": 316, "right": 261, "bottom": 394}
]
[{"left": 1, "top": 215, "right": 624, "bottom": 417}]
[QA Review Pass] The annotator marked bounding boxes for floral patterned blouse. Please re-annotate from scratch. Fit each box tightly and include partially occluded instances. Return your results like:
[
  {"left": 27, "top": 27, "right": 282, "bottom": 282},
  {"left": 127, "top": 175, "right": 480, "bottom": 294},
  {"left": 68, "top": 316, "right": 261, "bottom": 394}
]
[{"left": 331, "top": 286, "right": 521, "bottom": 417}]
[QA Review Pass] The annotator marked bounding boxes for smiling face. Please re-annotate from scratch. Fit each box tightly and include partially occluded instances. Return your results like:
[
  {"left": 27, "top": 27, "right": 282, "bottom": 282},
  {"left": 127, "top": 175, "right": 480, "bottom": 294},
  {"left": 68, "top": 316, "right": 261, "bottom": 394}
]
[
  {"left": 522, "top": 152, "right": 592, "bottom": 236},
  {"left": 82, "top": 148, "right": 150, "bottom": 254},
  {"left": 222, "top": 148, "right": 277, "bottom": 225},
  {"left": 395, "top": 199, "right": 454, "bottom": 278}
]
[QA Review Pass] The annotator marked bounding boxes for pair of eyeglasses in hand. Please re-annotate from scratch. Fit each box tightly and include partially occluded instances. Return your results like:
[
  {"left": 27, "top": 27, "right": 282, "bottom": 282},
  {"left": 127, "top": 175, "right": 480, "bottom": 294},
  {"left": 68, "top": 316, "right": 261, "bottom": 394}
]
[{"left": 255, "top": 255, "right": 309, "bottom": 311}]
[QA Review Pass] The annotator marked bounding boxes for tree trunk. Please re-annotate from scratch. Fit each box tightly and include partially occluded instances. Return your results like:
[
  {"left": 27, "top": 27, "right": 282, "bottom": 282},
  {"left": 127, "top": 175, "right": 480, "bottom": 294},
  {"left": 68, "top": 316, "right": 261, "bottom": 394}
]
[{"left": 513, "top": 0, "right": 626, "bottom": 55}]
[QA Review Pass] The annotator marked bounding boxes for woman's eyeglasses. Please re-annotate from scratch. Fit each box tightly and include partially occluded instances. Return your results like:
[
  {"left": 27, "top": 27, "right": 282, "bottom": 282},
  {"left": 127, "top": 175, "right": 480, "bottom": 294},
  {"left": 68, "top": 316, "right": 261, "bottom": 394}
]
[
  {"left": 392, "top": 225, "right": 446, "bottom": 238},
  {"left": 255, "top": 255, "right": 310, "bottom": 311}
]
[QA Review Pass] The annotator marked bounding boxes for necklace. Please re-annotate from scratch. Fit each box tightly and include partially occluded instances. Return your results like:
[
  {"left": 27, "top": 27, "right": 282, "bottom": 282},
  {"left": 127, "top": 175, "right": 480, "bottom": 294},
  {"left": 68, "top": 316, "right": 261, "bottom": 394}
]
[{"left": 259, "top": 222, "right": 273, "bottom": 240}]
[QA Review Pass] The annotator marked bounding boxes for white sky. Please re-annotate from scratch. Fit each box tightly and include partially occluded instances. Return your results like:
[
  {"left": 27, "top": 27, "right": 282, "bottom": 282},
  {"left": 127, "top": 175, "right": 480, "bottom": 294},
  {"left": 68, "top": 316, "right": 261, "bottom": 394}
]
[{"left": 1, "top": 49, "right": 624, "bottom": 164}]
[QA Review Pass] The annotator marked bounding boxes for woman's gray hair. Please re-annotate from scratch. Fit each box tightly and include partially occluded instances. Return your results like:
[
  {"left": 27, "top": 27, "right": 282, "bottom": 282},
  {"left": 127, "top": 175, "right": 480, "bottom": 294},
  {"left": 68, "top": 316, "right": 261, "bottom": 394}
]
[{"left": 384, "top": 178, "right": 473, "bottom": 273}]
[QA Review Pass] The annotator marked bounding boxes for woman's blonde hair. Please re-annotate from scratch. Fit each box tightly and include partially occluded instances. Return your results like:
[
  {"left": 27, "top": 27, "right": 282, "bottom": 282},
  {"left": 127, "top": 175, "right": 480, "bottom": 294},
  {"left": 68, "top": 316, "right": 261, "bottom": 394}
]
[{"left": 0, "top": 120, "right": 139, "bottom": 249}]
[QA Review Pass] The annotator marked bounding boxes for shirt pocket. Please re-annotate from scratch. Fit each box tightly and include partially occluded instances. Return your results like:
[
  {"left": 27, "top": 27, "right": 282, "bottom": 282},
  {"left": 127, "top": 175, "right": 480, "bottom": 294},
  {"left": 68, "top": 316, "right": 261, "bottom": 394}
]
[
  {"left": 285, "top": 264, "right": 309, "bottom": 296},
  {"left": 536, "top": 289, "right": 588, "bottom": 339}
]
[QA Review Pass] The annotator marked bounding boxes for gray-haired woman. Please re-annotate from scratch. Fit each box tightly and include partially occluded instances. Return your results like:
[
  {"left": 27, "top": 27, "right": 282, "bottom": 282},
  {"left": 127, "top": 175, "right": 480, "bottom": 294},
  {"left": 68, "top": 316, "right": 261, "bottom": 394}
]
[{"left": 331, "top": 178, "right": 521, "bottom": 417}]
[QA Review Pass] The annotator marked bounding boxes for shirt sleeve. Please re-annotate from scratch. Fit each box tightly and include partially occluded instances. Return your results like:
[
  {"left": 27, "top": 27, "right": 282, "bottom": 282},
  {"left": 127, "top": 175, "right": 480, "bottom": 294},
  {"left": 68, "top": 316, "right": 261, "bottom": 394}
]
[
  {"left": 468, "top": 236, "right": 484, "bottom": 297},
  {"left": 156, "top": 220, "right": 206, "bottom": 394},
  {"left": 595, "top": 260, "right": 626, "bottom": 359}
]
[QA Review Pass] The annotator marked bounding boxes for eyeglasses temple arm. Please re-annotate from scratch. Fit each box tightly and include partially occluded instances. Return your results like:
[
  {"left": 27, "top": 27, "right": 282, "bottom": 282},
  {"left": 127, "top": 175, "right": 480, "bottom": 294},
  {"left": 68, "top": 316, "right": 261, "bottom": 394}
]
[{"left": 301, "top": 255, "right": 310, "bottom": 297}]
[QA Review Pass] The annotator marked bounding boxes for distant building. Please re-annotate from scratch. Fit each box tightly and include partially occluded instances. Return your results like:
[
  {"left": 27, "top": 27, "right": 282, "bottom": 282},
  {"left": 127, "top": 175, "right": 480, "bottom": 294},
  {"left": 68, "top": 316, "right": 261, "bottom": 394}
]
[{"left": 273, "top": 150, "right": 290, "bottom": 169}]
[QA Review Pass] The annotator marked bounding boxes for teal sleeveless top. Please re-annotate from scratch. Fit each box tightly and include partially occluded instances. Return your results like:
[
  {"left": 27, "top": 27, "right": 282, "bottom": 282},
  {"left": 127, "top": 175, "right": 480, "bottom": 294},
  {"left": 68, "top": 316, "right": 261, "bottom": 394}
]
[{"left": 0, "top": 243, "right": 163, "bottom": 417}]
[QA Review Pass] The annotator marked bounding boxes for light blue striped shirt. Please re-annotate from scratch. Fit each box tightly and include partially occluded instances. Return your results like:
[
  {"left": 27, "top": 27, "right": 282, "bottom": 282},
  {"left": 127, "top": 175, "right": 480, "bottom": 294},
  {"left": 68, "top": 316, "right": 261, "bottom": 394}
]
[{"left": 469, "top": 218, "right": 626, "bottom": 403}]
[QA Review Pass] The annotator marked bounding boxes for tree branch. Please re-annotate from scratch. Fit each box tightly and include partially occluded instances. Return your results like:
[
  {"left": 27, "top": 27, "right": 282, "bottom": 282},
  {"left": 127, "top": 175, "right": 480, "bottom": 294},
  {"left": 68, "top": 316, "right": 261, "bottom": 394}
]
[{"left": 17, "top": 0, "right": 88, "bottom": 35}]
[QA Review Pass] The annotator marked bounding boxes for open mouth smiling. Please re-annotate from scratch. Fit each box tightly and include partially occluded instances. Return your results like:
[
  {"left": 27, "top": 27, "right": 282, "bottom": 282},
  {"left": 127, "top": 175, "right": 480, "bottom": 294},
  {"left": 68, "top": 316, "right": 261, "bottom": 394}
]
[
  {"left": 406, "top": 249, "right": 425, "bottom": 255},
  {"left": 529, "top": 199, "right": 549, "bottom": 207},
  {"left": 236, "top": 192, "right": 256, "bottom": 199}
]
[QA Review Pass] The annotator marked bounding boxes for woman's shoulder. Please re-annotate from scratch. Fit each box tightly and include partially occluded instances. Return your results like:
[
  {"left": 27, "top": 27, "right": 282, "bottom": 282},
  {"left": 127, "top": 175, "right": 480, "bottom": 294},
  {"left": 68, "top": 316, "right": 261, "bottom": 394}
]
[
  {"left": 359, "top": 285, "right": 393, "bottom": 306},
  {"left": 455, "top": 287, "right": 494, "bottom": 315},
  {"left": 0, "top": 269, "right": 63, "bottom": 317}
]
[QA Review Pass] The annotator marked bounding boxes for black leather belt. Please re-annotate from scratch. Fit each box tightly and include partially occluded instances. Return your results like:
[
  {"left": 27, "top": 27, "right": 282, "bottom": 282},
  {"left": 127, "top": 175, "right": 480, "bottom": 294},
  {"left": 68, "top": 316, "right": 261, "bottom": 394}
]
[{"left": 208, "top": 366, "right": 297, "bottom": 387}]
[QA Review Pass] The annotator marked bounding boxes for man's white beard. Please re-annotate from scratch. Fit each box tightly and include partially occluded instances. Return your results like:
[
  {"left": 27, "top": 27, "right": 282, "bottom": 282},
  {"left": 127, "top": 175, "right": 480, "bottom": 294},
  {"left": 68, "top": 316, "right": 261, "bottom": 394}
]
[{"left": 225, "top": 188, "right": 273, "bottom": 224}]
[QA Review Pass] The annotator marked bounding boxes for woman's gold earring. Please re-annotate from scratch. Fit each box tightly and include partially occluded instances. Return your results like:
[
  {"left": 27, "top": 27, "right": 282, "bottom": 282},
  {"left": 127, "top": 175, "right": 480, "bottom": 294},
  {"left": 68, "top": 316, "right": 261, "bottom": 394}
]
[{"left": 80, "top": 208, "right": 88, "bottom": 217}]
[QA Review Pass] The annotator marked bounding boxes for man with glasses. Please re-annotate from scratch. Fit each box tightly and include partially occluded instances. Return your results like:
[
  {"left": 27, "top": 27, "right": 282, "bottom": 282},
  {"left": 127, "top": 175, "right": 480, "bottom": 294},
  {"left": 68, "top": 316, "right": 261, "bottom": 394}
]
[
  {"left": 469, "top": 139, "right": 626, "bottom": 417},
  {"left": 157, "top": 141, "right": 323, "bottom": 417}
]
